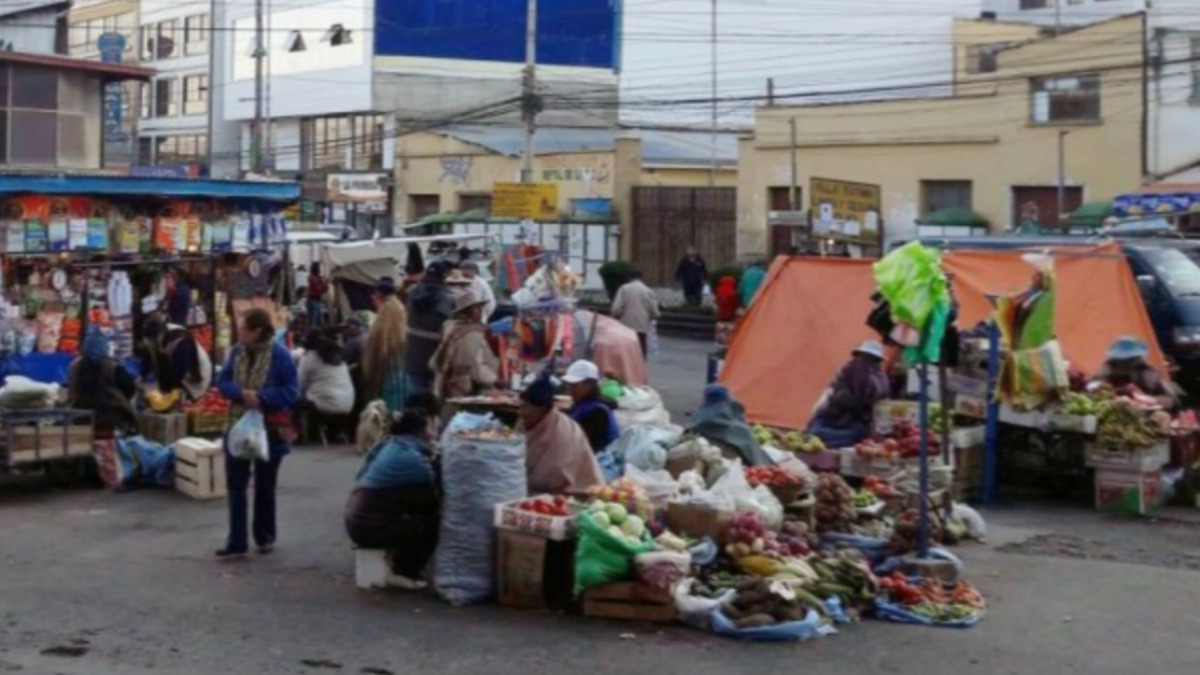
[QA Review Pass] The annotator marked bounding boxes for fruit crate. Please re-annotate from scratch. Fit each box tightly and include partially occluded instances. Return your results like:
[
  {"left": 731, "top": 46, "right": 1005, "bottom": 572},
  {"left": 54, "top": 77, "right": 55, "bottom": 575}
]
[
  {"left": 188, "top": 411, "right": 229, "bottom": 436},
  {"left": 582, "top": 582, "right": 676, "bottom": 623},
  {"left": 138, "top": 412, "right": 187, "bottom": 445},
  {"left": 493, "top": 495, "right": 578, "bottom": 541},
  {"left": 174, "top": 437, "right": 225, "bottom": 500},
  {"left": 1085, "top": 441, "right": 1169, "bottom": 472},
  {"left": 0, "top": 408, "right": 94, "bottom": 468}
]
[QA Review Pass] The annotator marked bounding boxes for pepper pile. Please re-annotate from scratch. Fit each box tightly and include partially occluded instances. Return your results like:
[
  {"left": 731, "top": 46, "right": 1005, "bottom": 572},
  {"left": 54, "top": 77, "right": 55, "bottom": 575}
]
[{"left": 879, "top": 573, "right": 985, "bottom": 622}]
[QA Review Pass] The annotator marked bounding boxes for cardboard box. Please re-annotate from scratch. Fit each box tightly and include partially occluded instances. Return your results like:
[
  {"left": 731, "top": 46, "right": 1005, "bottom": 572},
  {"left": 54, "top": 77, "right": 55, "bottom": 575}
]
[
  {"left": 495, "top": 530, "right": 575, "bottom": 610},
  {"left": 873, "top": 400, "right": 920, "bottom": 436},
  {"left": 1095, "top": 468, "right": 1161, "bottom": 516},
  {"left": 494, "top": 496, "right": 578, "bottom": 541},
  {"left": 139, "top": 412, "right": 188, "bottom": 446},
  {"left": 582, "top": 582, "right": 676, "bottom": 623},
  {"left": 1086, "top": 442, "right": 1169, "bottom": 472},
  {"left": 174, "top": 437, "right": 225, "bottom": 500},
  {"left": 665, "top": 503, "right": 734, "bottom": 543}
]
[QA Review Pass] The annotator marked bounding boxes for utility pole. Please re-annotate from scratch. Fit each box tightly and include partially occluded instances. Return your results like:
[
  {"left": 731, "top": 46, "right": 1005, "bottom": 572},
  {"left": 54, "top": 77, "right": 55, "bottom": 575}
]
[
  {"left": 709, "top": 0, "right": 717, "bottom": 187},
  {"left": 520, "top": 0, "right": 538, "bottom": 183},
  {"left": 251, "top": 0, "right": 264, "bottom": 173},
  {"left": 1054, "top": 0, "right": 1061, "bottom": 36},
  {"left": 1057, "top": 129, "right": 1067, "bottom": 227},
  {"left": 788, "top": 117, "right": 798, "bottom": 211}
]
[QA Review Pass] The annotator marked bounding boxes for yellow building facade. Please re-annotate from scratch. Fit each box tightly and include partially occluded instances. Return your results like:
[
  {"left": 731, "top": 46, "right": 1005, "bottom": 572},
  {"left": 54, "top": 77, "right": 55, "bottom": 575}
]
[{"left": 737, "top": 14, "right": 1147, "bottom": 256}]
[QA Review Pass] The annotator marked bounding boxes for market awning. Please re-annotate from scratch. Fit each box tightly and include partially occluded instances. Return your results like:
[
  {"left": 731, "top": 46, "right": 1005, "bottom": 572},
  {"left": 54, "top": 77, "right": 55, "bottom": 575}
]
[
  {"left": 1113, "top": 187, "right": 1200, "bottom": 218},
  {"left": 0, "top": 174, "right": 300, "bottom": 202},
  {"left": 915, "top": 207, "right": 989, "bottom": 229},
  {"left": 1067, "top": 201, "right": 1114, "bottom": 228}
]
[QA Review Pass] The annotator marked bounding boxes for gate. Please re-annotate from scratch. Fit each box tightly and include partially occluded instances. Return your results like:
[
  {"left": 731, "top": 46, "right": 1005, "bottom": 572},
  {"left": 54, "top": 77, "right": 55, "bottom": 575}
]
[{"left": 631, "top": 186, "right": 737, "bottom": 286}]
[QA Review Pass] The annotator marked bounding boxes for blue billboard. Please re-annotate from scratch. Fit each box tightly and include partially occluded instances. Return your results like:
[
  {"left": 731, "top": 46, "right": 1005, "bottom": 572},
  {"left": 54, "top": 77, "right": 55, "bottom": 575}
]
[{"left": 374, "top": 0, "right": 620, "bottom": 70}]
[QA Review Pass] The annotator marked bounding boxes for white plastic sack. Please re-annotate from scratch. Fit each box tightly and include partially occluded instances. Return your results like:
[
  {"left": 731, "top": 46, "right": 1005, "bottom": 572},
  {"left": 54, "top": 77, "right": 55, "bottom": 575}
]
[
  {"left": 0, "top": 375, "right": 60, "bottom": 408},
  {"left": 623, "top": 464, "right": 679, "bottom": 510},
  {"left": 616, "top": 387, "right": 672, "bottom": 429},
  {"left": 609, "top": 425, "right": 677, "bottom": 472},
  {"left": 227, "top": 410, "right": 269, "bottom": 462},
  {"left": 673, "top": 579, "right": 734, "bottom": 630},
  {"left": 709, "top": 460, "right": 783, "bottom": 530},
  {"left": 635, "top": 551, "right": 691, "bottom": 591},
  {"left": 433, "top": 426, "right": 527, "bottom": 606}
]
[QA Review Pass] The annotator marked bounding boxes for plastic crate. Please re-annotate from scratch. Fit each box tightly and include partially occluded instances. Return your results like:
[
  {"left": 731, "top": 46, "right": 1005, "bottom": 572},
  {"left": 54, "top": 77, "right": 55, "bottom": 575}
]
[{"left": 188, "top": 411, "right": 229, "bottom": 436}]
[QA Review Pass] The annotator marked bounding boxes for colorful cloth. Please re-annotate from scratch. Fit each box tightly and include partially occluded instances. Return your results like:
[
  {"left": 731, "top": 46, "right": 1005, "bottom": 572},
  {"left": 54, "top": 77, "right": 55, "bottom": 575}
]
[{"left": 524, "top": 410, "right": 605, "bottom": 495}]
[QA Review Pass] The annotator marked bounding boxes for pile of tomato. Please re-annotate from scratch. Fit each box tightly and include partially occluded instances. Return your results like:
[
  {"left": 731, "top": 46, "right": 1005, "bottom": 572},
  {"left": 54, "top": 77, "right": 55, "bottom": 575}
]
[
  {"left": 516, "top": 496, "right": 570, "bottom": 517},
  {"left": 745, "top": 465, "right": 804, "bottom": 488},
  {"left": 184, "top": 388, "right": 230, "bottom": 415}
]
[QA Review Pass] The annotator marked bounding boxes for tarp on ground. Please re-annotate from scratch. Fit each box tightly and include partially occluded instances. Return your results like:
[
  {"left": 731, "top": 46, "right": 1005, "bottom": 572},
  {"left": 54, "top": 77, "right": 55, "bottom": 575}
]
[{"left": 721, "top": 242, "right": 1166, "bottom": 431}]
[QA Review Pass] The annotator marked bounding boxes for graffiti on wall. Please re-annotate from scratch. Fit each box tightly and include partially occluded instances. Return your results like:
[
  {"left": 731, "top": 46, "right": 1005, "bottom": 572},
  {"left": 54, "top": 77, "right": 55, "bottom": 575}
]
[
  {"left": 439, "top": 155, "right": 474, "bottom": 185},
  {"left": 540, "top": 155, "right": 611, "bottom": 195}
]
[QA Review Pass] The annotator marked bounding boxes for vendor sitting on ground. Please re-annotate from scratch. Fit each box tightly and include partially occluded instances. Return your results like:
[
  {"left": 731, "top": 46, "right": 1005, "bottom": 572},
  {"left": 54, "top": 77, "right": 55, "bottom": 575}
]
[
  {"left": 807, "top": 340, "right": 890, "bottom": 448},
  {"left": 68, "top": 331, "right": 138, "bottom": 437},
  {"left": 562, "top": 360, "right": 620, "bottom": 454},
  {"left": 344, "top": 403, "right": 441, "bottom": 591},
  {"left": 429, "top": 288, "right": 499, "bottom": 400},
  {"left": 689, "top": 383, "right": 773, "bottom": 466},
  {"left": 519, "top": 374, "right": 605, "bottom": 494},
  {"left": 1090, "top": 336, "right": 1176, "bottom": 409},
  {"left": 142, "top": 315, "right": 212, "bottom": 401}
]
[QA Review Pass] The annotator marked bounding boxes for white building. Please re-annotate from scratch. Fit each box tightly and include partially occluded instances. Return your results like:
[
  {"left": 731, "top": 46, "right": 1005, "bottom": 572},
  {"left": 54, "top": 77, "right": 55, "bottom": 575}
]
[
  {"left": 0, "top": 0, "right": 69, "bottom": 55},
  {"left": 135, "top": 0, "right": 210, "bottom": 169}
]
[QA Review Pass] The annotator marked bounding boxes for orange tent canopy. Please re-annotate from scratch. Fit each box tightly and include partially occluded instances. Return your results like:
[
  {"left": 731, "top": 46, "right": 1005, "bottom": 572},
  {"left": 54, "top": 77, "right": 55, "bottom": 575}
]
[{"left": 721, "top": 242, "right": 1166, "bottom": 431}]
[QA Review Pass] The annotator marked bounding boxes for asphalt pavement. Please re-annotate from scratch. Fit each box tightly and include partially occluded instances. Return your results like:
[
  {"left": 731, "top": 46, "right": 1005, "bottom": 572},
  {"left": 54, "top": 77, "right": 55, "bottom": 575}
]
[{"left": 2, "top": 337, "right": 1200, "bottom": 675}]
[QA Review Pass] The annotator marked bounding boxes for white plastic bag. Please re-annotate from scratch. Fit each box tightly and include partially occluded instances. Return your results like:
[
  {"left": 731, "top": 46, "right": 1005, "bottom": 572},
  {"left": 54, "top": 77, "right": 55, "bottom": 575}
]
[
  {"left": 636, "top": 551, "right": 691, "bottom": 591},
  {"left": 616, "top": 387, "right": 672, "bottom": 429},
  {"left": 709, "top": 460, "right": 783, "bottom": 529},
  {"left": 623, "top": 464, "right": 679, "bottom": 510},
  {"left": 673, "top": 579, "right": 734, "bottom": 630},
  {"left": 227, "top": 410, "right": 269, "bottom": 462},
  {"left": 609, "top": 425, "right": 677, "bottom": 472}
]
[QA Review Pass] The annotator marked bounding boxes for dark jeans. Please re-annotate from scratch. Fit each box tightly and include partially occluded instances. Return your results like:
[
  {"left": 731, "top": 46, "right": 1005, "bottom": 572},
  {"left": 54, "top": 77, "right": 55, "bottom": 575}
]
[
  {"left": 306, "top": 300, "right": 325, "bottom": 326},
  {"left": 225, "top": 453, "right": 283, "bottom": 551},
  {"left": 684, "top": 288, "right": 703, "bottom": 307},
  {"left": 637, "top": 332, "right": 648, "bottom": 358},
  {"left": 345, "top": 486, "right": 440, "bottom": 578}
]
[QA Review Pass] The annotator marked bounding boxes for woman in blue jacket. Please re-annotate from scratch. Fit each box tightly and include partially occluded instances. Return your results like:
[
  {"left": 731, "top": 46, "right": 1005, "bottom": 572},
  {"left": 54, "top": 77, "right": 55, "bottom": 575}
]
[{"left": 216, "top": 307, "right": 299, "bottom": 559}]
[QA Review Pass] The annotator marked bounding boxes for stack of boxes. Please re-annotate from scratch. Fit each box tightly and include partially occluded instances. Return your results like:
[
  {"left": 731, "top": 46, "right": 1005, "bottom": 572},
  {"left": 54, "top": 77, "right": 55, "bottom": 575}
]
[{"left": 1086, "top": 442, "right": 1169, "bottom": 516}]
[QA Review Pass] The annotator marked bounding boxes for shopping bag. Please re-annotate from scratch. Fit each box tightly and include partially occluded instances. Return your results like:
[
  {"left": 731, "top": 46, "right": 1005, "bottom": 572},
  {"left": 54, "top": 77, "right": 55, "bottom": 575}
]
[
  {"left": 574, "top": 511, "right": 654, "bottom": 595},
  {"left": 227, "top": 410, "right": 269, "bottom": 462}
]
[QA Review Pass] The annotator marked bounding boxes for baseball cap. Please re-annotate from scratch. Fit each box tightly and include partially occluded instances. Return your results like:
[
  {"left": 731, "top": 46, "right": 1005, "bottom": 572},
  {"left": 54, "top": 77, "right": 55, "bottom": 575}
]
[{"left": 562, "top": 360, "right": 600, "bottom": 384}]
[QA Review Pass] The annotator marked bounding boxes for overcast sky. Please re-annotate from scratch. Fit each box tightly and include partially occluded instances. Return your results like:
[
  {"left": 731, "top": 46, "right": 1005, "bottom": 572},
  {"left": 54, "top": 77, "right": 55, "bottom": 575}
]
[{"left": 619, "top": 0, "right": 983, "bottom": 127}]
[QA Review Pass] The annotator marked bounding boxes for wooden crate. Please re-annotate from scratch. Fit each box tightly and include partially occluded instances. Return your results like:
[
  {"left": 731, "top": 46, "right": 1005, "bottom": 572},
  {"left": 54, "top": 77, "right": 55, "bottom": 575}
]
[
  {"left": 139, "top": 412, "right": 188, "bottom": 445},
  {"left": 174, "top": 437, "right": 225, "bottom": 500},
  {"left": 9, "top": 424, "right": 93, "bottom": 463},
  {"left": 495, "top": 530, "right": 576, "bottom": 610},
  {"left": 582, "top": 582, "right": 676, "bottom": 623},
  {"left": 188, "top": 411, "right": 229, "bottom": 437}
]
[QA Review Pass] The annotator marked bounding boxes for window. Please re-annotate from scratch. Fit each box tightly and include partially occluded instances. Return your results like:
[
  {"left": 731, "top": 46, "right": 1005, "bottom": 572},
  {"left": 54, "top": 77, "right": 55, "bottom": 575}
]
[
  {"left": 184, "top": 14, "right": 208, "bottom": 56},
  {"left": 154, "top": 78, "right": 177, "bottom": 117},
  {"left": 1019, "top": 0, "right": 1048, "bottom": 8},
  {"left": 303, "top": 114, "right": 384, "bottom": 170},
  {"left": 768, "top": 186, "right": 801, "bottom": 211},
  {"left": 155, "top": 134, "right": 208, "bottom": 164},
  {"left": 140, "top": 24, "right": 153, "bottom": 60},
  {"left": 139, "top": 82, "right": 151, "bottom": 119},
  {"left": 459, "top": 194, "right": 492, "bottom": 215},
  {"left": 1030, "top": 73, "right": 1101, "bottom": 123},
  {"left": 183, "top": 74, "right": 207, "bottom": 116},
  {"left": 920, "top": 180, "right": 973, "bottom": 214},
  {"left": 410, "top": 195, "right": 440, "bottom": 220},
  {"left": 12, "top": 66, "right": 58, "bottom": 110},
  {"left": 322, "top": 24, "right": 353, "bottom": 46},
  {"left": 284, "top": 30, "right": 307, "bottom": 53},
  {"left": 137, "top": 137, "right": 153, "bottom": 164},
  {"left": 11, "top": 111, "right": 58, "bottom": 164},
  {"left": 965, "top": 43, "right": 1016, "bottom": 75},
  {"left": 1191, "top": 37, "right": 1200, "bottom": 101},
  {"left": 156, "top": 20, "right": 179, "bottom": 59}
]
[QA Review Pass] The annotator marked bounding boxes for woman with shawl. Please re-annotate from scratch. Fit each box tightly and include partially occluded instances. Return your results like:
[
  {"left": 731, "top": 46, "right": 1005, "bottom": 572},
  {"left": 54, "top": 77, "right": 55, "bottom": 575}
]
[
  {"left": 67, "top": 331, "right": 137, "bottom": 437},
  {"left": 216, "top": 308, "right": 299, "bottom": 559},
  {"left": 429, "top": 288, "right": 499, "bottom": 400},
  {"left": 362, "top": 296, "right": 409, "bottom": 412},
  {"left": 518, "top": 375, "right": 604, "bottom": 495},
  {"left": 404, "top": 261, "right": 455, "bottom": 395},
  {"left": 689, "top": 384, "right": 773, "bottom": 466}
]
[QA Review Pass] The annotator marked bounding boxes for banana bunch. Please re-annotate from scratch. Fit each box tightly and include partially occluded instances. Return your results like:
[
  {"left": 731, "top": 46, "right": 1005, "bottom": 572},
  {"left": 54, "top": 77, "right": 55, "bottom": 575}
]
[{"left": 809, "top": 552, "right": 880, "bottom": 607}]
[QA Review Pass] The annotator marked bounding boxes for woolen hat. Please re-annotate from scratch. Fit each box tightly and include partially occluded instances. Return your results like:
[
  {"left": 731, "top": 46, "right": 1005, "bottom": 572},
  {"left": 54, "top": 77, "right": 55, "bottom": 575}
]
[{"left": 521, "top": 374, "right": 556, "bottom": 409}]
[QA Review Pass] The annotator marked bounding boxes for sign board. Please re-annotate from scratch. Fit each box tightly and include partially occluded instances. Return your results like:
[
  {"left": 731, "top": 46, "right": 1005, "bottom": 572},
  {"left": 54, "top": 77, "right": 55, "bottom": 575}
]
[
  {"left": 809, "top": 177, "right": 882, "bottom": 241},
  {"left": 327, "top": 173, "right": 388, "bottom": 203},
  {"left": 1114, "top": 191, "right": 1200, "bottom": 218},
  {"left": 98, "top": 33, "right": 128, "bottom": 144},
  {"left": 492, "top": 182, "right": 559, "bottom": 220}
]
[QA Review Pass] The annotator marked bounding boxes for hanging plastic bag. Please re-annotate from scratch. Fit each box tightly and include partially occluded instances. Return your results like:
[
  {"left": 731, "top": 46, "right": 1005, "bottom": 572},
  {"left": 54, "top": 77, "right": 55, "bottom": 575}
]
[
  {"left": 872, "top": 241, "right": 949, "bottom": 332},
  {"left": 574, "top": 511, "right": 655, "bottom": 595},
  {"left": 227, "top": 410, "right": 269, "bottom": 462}
]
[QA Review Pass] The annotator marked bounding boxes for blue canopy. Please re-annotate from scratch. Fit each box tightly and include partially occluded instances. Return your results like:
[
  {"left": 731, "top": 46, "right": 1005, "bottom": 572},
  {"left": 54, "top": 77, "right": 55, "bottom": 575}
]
[{"left": 0, "top": 174, "right": 299, "bottom": 202}]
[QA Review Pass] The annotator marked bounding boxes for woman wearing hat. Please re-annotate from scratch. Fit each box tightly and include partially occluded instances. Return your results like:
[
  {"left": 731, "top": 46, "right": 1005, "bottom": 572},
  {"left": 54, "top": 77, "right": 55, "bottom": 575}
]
[
  {"left": 429, "top": 288, "right": 499, "bottom": 400},
  {"left": 519, "top": 374, "right": 605, "bottom": 494},
  {"left": 807, "top": 340, "right": 890, "bottom": 448},
  {"left": 404, "top": 261, "right": 455, "bottom": 396},
  {"left": 1091, "top": 336, "right": 1175, "bottom": 409},
  {"left": 67, "top": 331, "right": 138, "bottom": 437}
]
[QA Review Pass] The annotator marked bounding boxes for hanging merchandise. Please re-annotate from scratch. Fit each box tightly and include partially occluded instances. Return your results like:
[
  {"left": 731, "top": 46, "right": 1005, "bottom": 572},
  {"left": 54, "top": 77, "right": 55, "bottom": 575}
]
[
  {"left": 67, "top": 218, "right": 88, "bottom": 250},
  {"left": 25, "top": 220, "right": 47, "bottom": 253},
  {"left": 5, "top": 221, "right": 24, "bottom": 253},
  {"left": 872, "top": 242, "right": 951, "bottom": 365},
  {"left": 993, "top": 256, "right": 1068, "bottom": 409},
  {"left": 87, "top": 218, "right": 109, "bottom": 251}
]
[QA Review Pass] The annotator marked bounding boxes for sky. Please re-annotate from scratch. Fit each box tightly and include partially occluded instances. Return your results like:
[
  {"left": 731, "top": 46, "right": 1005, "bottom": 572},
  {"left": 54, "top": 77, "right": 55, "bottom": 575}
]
[{"left": 618, "top": 0, "right": 984, "bottom": 127}]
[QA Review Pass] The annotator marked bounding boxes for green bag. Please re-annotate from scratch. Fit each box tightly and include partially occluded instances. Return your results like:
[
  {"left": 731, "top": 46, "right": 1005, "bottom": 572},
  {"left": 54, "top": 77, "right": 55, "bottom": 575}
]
[
  {"left": 873, "top": 241, "right": 950, "bottom": 332},
  {"left": 574, "top": 511, "right": 654, "bottom": 595}
]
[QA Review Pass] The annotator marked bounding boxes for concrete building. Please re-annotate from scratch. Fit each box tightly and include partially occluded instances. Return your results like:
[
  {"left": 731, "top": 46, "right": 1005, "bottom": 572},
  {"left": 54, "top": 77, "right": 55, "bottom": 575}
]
[
  {"left": 135, "top": 0, "right": 210, "bottom": 171},
  {"left": 0, "top": 0, "right": 69, "bottom": 55},
  {"left": 395, "top": 126, "right": 737, "bottom": 223},
  {"left": 737, "top": 14, "right": 1147, "bottom": 256},
  {"left": 67, "top": 0, "right": 139, "bottom": 166},
  {"left": 209, "top": 0, "right": 622, "bottom": 220}
]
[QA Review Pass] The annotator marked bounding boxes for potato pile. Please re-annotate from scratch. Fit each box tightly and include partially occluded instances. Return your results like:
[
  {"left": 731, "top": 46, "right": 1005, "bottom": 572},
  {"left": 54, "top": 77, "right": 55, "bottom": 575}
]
[{"left": 814, "top": 474, "right": 856, "bottom": 534}]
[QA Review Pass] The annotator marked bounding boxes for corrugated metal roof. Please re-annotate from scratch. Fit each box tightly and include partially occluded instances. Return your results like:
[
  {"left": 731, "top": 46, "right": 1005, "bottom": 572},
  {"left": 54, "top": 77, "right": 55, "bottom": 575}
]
[
  {"left": 438, "top": 125, "right": 739, "bottom": 166},
  {"left": 0, "top": 0, "right": 68, "bottom": 19}
]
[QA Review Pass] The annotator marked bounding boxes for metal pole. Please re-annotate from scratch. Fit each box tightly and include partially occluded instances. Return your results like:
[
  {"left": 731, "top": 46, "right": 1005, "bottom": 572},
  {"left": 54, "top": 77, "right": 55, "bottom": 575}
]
[
  {"left": 1054, "top": 0, "right": 1061, "bottom": 36},
  {"left": 709, "top": 0, "right": 717, "bottom": 187},
  {"left": 917, "top": 359, "right": 931, "bottom": 559},
  {"left": 982, "top": 321, "right": 1001, "bottom": 505},
  {"left": 1057, "top": 130, "right": 1066, "bottom": 228},
  {"left": 788, "top": 117, "right": 798, "bottom": 211},
  {"left": 251, "top": 0, "right": 264, "bottom": 173},
  {"left": 520, "top": 0, "right": 538, "bottom": 183}
]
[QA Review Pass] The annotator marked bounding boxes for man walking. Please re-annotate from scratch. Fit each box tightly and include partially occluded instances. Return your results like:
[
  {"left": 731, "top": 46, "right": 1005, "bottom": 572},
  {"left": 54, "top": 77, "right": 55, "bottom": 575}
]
[
  {"left": 675, "top": 246, "right": 708, "bottom": 307},
  {"left": 611, "top": 269, "right": 660, "bottom": 357}
]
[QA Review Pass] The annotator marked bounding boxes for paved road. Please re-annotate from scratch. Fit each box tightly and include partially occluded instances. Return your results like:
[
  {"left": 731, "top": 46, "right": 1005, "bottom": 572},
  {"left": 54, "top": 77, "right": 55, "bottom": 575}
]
[{"left": 2, "top": 338, "right": 1200, "bottom": 674}]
